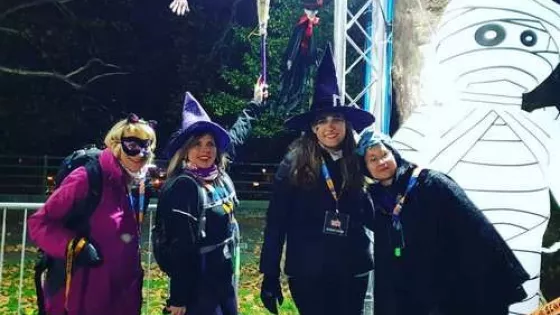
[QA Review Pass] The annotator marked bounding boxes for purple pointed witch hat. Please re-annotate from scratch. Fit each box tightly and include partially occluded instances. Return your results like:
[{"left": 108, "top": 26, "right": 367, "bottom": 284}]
[{"left": 165, "top": 92, "right": 231, "bottom": 158}]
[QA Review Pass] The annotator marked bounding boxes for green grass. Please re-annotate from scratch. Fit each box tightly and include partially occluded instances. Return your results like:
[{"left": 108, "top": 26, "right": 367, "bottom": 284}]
[
  {"left": 2, "top": 207, "right": 559, "bottom": 314},
  {"left": 0, "top": 214, "right": 298, "bottom": 315},
  {"left": 0, "top": 255, "right": 298, "bottom": 315}
]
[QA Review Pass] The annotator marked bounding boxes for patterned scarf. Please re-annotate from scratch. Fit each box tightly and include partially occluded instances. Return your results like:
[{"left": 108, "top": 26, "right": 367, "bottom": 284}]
[{"left": 184, "top": 162, "right": 219, "bottom": 181}]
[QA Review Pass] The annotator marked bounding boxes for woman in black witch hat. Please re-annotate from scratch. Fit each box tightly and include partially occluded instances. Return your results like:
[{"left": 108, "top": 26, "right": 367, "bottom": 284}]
[{"left": 259, "top": 44, "right": 376, "bottom": 315}]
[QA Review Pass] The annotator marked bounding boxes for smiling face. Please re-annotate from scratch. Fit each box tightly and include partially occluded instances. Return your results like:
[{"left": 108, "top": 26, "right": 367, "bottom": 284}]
[
  {"left": 312, "top": 113, "right": 347, "bottom": 149},
  {"left": 364, "top": 144, "right": 397, "bottom": 186},
  {"left": 185, "top": 133, "right": 217, "bottom": 169}
]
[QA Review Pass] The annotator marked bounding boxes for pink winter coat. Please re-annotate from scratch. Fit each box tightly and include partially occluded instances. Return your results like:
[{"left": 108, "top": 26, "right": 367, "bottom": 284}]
[{"left": 28, "top": 149, "right": 143, "bottom": 315}]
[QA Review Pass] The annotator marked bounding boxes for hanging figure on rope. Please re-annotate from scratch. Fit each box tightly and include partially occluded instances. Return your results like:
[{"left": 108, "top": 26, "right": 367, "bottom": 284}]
[{"left": 274, "top": 0, "right": 323, "bottom": 115}]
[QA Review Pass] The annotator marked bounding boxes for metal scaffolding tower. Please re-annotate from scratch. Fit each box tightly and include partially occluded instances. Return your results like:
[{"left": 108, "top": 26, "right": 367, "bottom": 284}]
[
  {"left": 334, "top": 1, "right": 394, "bottom": 313},
  {"left": 333, "top": 0, "right": 394, "bottom": 134}
]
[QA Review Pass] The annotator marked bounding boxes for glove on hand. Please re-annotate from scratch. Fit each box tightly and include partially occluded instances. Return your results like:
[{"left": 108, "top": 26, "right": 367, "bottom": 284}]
[{"left": 260, "top": 274, "right": 284, "bottom": 314}]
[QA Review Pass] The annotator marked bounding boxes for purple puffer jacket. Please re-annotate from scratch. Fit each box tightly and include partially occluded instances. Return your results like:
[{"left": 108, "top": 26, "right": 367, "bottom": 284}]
[{"left": 28, "top": 149, "right": 143, "bottom": 315}]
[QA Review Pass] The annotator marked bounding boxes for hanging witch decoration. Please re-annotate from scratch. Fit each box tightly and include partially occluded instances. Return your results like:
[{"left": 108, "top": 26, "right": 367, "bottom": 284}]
[{"left": 274, "top": 0, "right": 323, "bottom": 115}]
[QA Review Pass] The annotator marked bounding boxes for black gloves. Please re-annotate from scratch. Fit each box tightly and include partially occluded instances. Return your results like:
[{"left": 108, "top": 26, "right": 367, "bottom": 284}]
[
  {"left": 260, "top": 274, "right": 284, "bottom": 314},
  {"left": 73, "top": 238, "right": 102, "bottom": 267}
]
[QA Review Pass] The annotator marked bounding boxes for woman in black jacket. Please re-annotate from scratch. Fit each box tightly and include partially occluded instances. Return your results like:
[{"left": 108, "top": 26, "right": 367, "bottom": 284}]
[
  {"left": 356, "top": 128, "right": 529, "bottom": 315},
  {"left": 259, "top": 45, "right": 376, "bottom": 315},
  {"left": 154, "top": 80, "right": 267, "bottom": 315}
]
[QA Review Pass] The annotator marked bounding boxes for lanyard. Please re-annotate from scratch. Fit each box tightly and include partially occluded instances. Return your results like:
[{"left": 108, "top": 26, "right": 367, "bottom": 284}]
[
  {"left": 391, "top": 167, "right": 422, "bottom": 257},
  {"left": 320, "top": 158, "right": 339, "bottom": 213},
  {"left": 128, "top": 180, "right": 146, "bottom": 227},
  {"left": 391, "top": 168, "right": 422, "bottom": 227}
]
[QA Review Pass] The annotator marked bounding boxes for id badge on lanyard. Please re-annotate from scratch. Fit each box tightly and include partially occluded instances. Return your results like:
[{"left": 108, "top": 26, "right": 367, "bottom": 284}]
[
  {"left": 320, "top": 158, "right": 350, "bottom": 236},
  {"left": 323, "top": 211, "right": 350, "bottom": 236}
]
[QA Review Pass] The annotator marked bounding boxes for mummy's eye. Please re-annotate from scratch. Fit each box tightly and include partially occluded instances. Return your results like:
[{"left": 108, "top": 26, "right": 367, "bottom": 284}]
[
  {"left": 520, "top": 30, "right": 537, "bottom": 47},
  {"left": 475, "top": 24, "right": 506, "bottom": 47}
]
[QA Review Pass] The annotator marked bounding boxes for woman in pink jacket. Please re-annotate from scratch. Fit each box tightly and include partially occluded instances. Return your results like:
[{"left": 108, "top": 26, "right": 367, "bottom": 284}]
[{"left": 28, "top": 114, "right": 157, "bottom": 315}]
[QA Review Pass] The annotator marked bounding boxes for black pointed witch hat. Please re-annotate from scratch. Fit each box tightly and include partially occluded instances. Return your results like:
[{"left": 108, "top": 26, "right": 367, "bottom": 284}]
[{"left": 284, "top": 43, "right": 375, "bottom": 131}]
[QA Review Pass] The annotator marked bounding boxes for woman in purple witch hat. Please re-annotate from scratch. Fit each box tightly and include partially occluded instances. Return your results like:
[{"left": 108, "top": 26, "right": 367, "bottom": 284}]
[
  {"left": 153, "top": 78, "right": 268, "bottom": 315},
  {"left": 258, "top": 44, "right": 376, "bottom": 315},
  {"left": 28, "top": 114, "right": 157, "bottom": 315}
]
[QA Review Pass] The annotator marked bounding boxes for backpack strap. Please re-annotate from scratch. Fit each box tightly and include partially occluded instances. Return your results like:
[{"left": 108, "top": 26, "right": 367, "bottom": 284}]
[
  {"left": 197, "top": 181, "right": 208, "bottom": 240},
  {"left": 197, "top": 173, "right": 238, "bottom": 240},
  {"left": 220, "top": 173, "right": 239, "bottom": 206},
  {"left": 164, "top": 174, "right": 208, "bottom": 241},
  {"left": 199, "top": 236, "right": 234, "bottom": 254},
  {"left": 75, "top": 160, "right": 103, "bottom": 237}
]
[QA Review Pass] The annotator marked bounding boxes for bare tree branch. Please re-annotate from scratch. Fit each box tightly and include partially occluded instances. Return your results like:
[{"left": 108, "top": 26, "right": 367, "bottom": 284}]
[
  {"left": 84, "top": 72, "right": 129, "bottom": 87},
  {"left": 0, "top": 0, "right": 75, "bottom": 21},
  {"left": 0, "top": 26, "right": 22, "bottom": 36},
  {"left": 0, "top": 58, "right": 129, "bottom": 90},
  {"left": 0, "top": 65, "right": 82, "bottom": 89},
  {"left": 53, "top": 1, "right": 77, "bottom": 20},
  {"left": 66, "top": 58, "right": 121, "bottom": 78}
]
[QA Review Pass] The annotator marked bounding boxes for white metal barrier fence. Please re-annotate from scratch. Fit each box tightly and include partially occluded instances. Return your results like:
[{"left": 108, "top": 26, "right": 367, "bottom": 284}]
[{"left": 0, "top": 202, "right": 159, "bottom": 315}]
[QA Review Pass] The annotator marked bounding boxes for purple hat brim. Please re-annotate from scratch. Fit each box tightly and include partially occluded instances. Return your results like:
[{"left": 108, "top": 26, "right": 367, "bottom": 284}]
[
  {"left": 284, "top": 106, "right": 375, "bottom": 132},
  {"left": 165, "top": 121, "right": 231, "bottom": 159}
]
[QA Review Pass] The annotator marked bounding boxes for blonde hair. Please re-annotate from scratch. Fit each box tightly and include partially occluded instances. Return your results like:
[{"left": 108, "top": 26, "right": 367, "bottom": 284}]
[
  {"left": 104, "top": 118, "right": 157, "bottom": 163},
  {"left": 166, "top": 132, "right": 227, "bottom": 177}
]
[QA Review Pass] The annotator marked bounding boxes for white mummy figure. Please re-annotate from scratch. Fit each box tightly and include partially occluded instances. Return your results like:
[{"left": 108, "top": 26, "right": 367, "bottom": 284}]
[{"left": 392, "top": 0, "right": 560, "bottom": 314}]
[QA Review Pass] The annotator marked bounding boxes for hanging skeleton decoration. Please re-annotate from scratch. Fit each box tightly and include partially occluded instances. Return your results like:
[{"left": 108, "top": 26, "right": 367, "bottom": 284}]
[
  {"left": 391, "top": 0, "right": 560, "bottom": 314},
  {"left": 169, "top": 0, "right": 190, "bottom": 16}
]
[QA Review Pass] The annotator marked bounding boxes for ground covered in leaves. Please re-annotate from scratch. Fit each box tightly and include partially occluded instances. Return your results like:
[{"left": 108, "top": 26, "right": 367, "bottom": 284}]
[
  {"left": 1, "top": 209, "right": 559, "bottom": 314},
  {"left": 0, "top": 216, "right": 298, "bottom": 315}
]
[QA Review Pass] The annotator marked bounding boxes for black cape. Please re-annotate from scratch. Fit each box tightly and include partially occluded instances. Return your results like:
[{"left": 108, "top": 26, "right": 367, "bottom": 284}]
[{"left": 368, "top": 147, "right": 529, "bottom": 315}]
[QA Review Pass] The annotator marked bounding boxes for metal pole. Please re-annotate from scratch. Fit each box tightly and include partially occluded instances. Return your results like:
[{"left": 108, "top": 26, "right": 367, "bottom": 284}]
[
  {"left": 382, "top": 0, "right": 395, "bottom": 134},
  {"left": 0, "top": 208, "right": 7, "bottom": 287},
  {"left": 17, "top": 208, "right": 28, "bottom": 314},
  {"left": 42, "top": 155, "right": 48, "bottom": 194},
  {"left": 334, "top": 0, "right": 348, "bottom": 102},
  {"left": 373, "top": 0, "right": 386, "bottom": 133}
]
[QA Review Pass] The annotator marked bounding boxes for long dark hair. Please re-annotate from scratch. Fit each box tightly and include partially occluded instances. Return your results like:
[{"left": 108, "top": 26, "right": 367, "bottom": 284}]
[{"left": 288, "top": 122, "right": 363, "bottom": 192}]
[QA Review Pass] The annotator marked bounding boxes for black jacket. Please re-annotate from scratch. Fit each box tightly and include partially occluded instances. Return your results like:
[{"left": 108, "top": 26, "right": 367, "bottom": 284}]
[
  {"left": 155, "top": 100, "right": 262, "bottom": 307},
  {"left": 369, "top": 151, "right": 529, "bottom": 315},
  {"left": 259, "top": 151, "right": 375, "bottom": 278},
  {"left": 158, "top": 173, "right": 237, "bottom": 307}
]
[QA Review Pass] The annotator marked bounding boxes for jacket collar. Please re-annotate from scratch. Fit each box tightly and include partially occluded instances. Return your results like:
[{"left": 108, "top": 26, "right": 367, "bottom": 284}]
[{"left": 99, "top": 148, "right": 127, "bottom": 186}]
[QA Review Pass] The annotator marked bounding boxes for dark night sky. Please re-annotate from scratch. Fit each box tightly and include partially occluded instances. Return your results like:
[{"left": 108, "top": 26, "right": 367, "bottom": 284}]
[{"left": 0, "top": 0, "right": 559, "bottom": 161}]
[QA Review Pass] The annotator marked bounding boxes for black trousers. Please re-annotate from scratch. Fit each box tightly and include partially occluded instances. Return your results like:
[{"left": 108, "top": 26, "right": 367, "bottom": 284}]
[
  {"left": 190, "top": 279, "right": 237, "bottom": 315},
  {"left": 288, "top": 274, "right": 369, "bottom": 315}
]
